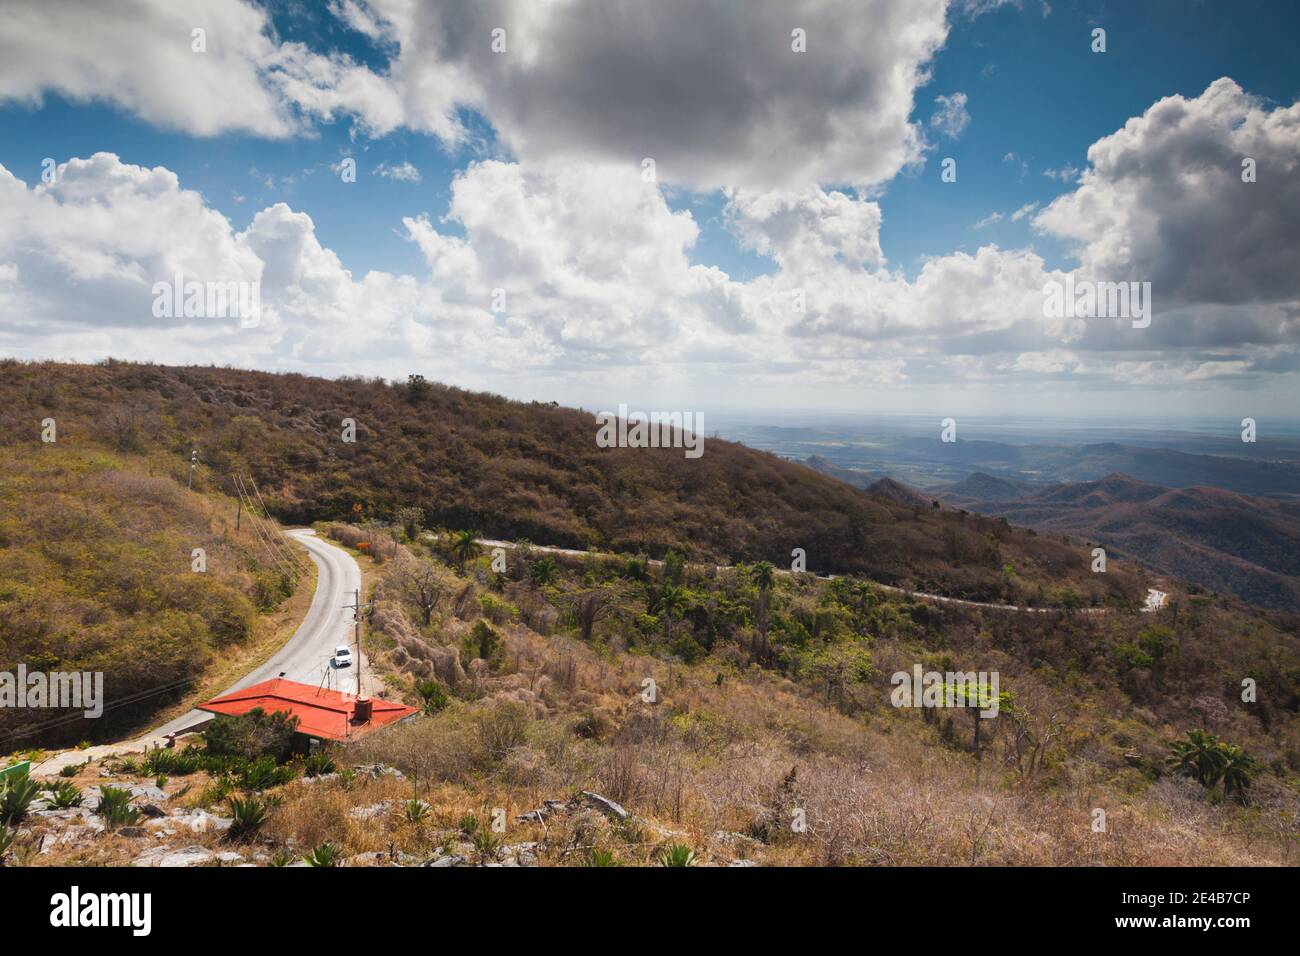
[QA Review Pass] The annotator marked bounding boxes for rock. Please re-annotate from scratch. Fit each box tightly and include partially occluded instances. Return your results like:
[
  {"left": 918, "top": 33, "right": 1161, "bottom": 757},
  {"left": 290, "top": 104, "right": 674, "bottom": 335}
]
[
  {"left": 578, "top": 791, "right": 629, "bottom": 821},
  {"left": 117, "top": 826, "right": 148, "bottom": 838},
  {"left": 505, "top": 842, "right": 539, "bottom": 866},
  {"left": 175, "top": 810, "right": 232, "bottom": 833},
  {"left": 139, "top": 803, "right": 167, "bottom": 819},
  {"left": 351, "top": 764, "right": 404, "bottom": 780},
  {"left": 129, "top": 785, "right": 168, "bottom": 802},
  {"left": 423, "top": 853, "right": 465, "bottom": 867},
  {"left": 348, "top": 801, "right": 393, "bottom": 820},
  {"left": 133, "top": 845, "right": 214, "bottom": 868},
  {"left": 728, "top": 859, "right": 758, "bottom": 867},
  {"left": 215, "top": 851, "right": 244, "bottom": 864},
  {"left": 516, "top": 810, "right": 546, "bottom": 824}
]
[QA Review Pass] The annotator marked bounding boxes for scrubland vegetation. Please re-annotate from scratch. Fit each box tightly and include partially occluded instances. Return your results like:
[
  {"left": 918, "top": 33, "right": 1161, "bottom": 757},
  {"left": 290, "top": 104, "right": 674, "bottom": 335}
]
[
  {"left": 3, "top": 359, "right": 1297, "bottom": 865},
  {"left": 0, "top": 443, "right": 301, "bottom": 748}
]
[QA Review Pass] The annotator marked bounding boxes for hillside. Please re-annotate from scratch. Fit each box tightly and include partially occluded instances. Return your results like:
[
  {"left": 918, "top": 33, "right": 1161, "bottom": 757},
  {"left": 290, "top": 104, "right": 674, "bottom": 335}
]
[
  {"left": 0, "top": 360, "right": 1149, "bottom": 608},
  {"left": 20, "top": 518, "right": 1299, "bottom": 868},
  {"left": 940, "top": 473, "right": 1300, "bottom": 611},
  {"left": 0, "top": 444, "right": 307, "bottom": 748}
]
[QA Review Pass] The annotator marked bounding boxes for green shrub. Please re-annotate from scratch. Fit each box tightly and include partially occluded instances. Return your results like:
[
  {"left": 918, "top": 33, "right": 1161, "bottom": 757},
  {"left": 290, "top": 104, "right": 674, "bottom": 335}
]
[
  {"left": 227, "top": 795, "right": 270, "bottom": 840},
  {"left": 304, "top": 752, "right": 336, "bottom": 777},
  {"left": 96, "top": 785, "right": 141, "bottom": 829},
  {"left": 204, "top": 708, "right": 299, "bottom": 762},
  {"left": 414, "top": 679, "right": 450, "bottom": 715},
  {"left": 304, "top": 842, "right": 342, "bottom": 867},
  {"left": 237, "top": 756, "right": 295, "bottom": 791},
  {"left": 47, "top": 781, "right": 83, "bottom": 810},
  {"left": 0, "top": 771, "right": 41, "bottom": 826},
  {"left": 404, "top": 799, "right": 430, "bottom": 824},
  {"left": 657, "top": 843, "right": 697, "bottom": 867},
  {"left": 142, "top": 748, "right": 203, "bottom": 776}
]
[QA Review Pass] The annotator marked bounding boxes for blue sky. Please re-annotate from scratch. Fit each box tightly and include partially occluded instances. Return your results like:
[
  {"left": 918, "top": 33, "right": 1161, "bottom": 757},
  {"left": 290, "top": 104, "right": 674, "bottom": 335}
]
[
  {"left": 0, "top": 0, "right": 1297, "bottom": 417},
  {"left": 2, "top": 1, "right": 1293, "bottom": 282}
]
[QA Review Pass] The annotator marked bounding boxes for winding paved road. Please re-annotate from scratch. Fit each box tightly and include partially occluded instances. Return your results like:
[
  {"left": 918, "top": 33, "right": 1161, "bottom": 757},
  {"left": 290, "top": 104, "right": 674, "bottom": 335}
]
[
  {"left": 33, "top": 530, "right": 367, "bottom": 776},
  {"left": 468, "top": 536, "right": 1168, "bottom": 615},
  {"left": 151, "top": 529, "right": 368, "bottom": 736}
]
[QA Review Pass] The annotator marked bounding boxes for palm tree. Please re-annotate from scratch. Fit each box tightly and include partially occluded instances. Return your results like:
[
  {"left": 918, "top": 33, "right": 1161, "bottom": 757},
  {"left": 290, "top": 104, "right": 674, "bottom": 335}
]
[
  {"left": 452, "top": 529, "right": 479, "bottom": 570},
  {"left": 751, "top": 561, "right": 775, "bottom": 661},
  {"left": 530, "top": 555, "right": 559, "bottom": 588},
  {"left": 1166, "top": 729, "right": 1226, "bottom": 787},
  {"left": 659, "top": 583, "right": 687, "bottom": 643},
  {"left": 1218, "top": 743, "right": 1257, "bottom": 802}
]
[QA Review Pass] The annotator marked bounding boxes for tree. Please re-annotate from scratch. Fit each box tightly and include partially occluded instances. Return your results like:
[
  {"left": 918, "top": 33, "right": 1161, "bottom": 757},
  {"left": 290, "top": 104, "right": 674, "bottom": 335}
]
[
  {"left": 1167, "top": 730, "right": 1256, "bottom": 802},
  {"left": 751, "top": 561, "right": 776, "bottom": 661},
  {"left": 414, "top": 679, "right": 449, "bottom": 715},
  {"left": 204, "top": 708, "right": 299, "bottom": 762},
  {"left": 530, "top": 555, "right": 559, "bottom": 588},
  {"left": 659, "top": 583, "right": 687, "bottom": 643},
  {"left": 569, "top": 587, "right": 620, "bottom": 642},
  {"left": 452, "top": 529, "right": 480, "bottom": 570},
  {"left": 1219, "top": 743, "right": 1257, "bottom": 802},
  {"left": 1166, "top": 729, "right": 1227, "bottom": 788},
  {"left": 391, "top": 556, "right": 457, "bottom": 626},
  {"left": 395, "top": 506, "right": 424, "bottom": 542},
  {"left": 466, "top": 620, "right": 501, "bottom": 663}
]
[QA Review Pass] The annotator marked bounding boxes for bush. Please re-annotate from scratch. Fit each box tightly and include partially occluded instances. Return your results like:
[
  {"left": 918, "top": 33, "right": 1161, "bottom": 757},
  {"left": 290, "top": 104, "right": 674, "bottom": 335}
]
[
  {"left": 0, "top": 771, "right": 41, "bottom": 826},
  {"left": 204, "top": 708, "right": 299, "bottom": 762},
  {"left": 304, "top": 842, "right": 342, "bottom": 867},
  {"left": 463, "top": 620, "right": 501, "bottom": 664},
  {"left": 227, "top": 795, "right": 270, "bottom": 840},
  {"left": 415, "top": 679, "right": 450, "bottom": 715},
  {"left": 657, "top": 843, "right": 697, "bottom": 867},
  {"left": 142, "top": 748, "right": 203, "bottom": 776},
  {"left": 47, "top": 781, "right": 83, "bottom": 809},
  {"left": 304, "top": 752, "right": 336, "bottom": 777},
  {"left": 237, "top": 756, "right": 295, "bottom": 791},
  {"left": 96, "top": 786, "right": 141, "bottom": 829}
]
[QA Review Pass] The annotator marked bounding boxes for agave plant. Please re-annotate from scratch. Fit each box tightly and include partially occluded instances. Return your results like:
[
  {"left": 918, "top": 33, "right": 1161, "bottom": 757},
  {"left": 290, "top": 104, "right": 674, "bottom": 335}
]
[
  {"left": 586, "top": 847, "right": 618, "bottom": 867},
  {"left": 304, "top": 752, "right": 337, "bottom": 778},
  {"left": 471, "top": 828, "right": 501, "bottom": 864},
  {"left": 47, "top": 781, "right": 83, "bottom": 810},
  {"left": 657, "top": 843, "right": 697, "bottom": 867},
  {"left": 304, "top": 841, "right": 342, "bottom": 867},
  {"left": 0, "top": 825, "right": 16, "bottom": 865},
  {"left": 403, "top": 799, "right": 431, "bottom": 824},
  {"left": 227, "top": 795, "right": 270, "bottom": 840},
  {"left": 96, "top": 785, "right": 141, "bottom": 829},
  {"left": 0, "top": 771, "right": 42, "bottom": 826},
  {"left": 268, "top": 850, "right": 294, "bottom": 867}
]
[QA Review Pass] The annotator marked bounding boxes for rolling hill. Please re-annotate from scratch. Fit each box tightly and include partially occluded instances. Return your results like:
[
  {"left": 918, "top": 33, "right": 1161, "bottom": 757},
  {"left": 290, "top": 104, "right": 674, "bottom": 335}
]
[
  {"left": 0, "top": 360, "right": 1149, "bottom": 608},
  {"left": 939, "top": 473, "right": 1300, "bottom": 610}
]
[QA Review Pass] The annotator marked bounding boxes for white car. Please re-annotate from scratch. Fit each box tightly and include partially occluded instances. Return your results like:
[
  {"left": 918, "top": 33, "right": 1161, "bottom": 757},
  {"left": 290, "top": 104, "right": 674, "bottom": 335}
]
[{"left": 331, "top": 646, "right": 353, "bottom": 668}]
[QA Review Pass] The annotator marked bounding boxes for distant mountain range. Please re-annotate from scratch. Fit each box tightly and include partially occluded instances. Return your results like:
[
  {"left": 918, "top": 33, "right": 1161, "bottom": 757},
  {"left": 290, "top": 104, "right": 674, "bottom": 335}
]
[{"left": 808, "top": 454, "right": 1300, "bottom": 611}]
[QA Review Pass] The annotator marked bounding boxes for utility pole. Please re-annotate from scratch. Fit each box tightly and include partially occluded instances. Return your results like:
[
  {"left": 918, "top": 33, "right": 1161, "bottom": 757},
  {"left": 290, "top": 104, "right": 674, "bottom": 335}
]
[
  {"left": 187, "top": 449, "right": 198, "bottom": 490},
  {"left": 342, "top": 589, "right": 370, "bottom": 698},
  {"left": 236, "top": 492, "right": 242, "bottom": 531}
]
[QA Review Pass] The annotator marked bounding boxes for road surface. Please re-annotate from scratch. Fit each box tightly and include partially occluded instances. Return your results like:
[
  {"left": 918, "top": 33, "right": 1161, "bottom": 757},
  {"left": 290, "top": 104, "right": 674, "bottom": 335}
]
[
  {"left": 465, "top": 536, "right": 1168, "bottom": 615},
  {"left": 149, "top": 529, "right": 368, "bottom": 737},
  {"left": 32, "top": 530, "right": 368, "bottom": 775}
]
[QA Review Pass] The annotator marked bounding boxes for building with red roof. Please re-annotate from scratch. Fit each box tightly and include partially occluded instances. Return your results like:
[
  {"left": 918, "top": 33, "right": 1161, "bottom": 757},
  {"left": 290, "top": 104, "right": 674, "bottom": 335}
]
[{"left": 198, "top": 678, "right": 417, "bottom": 742}]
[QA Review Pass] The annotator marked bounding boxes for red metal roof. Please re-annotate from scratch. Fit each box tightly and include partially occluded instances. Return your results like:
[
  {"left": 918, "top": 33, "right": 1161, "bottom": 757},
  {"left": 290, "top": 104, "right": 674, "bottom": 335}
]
[{"left": 198, "top": 678, "right": 418, "bottom": 741}]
